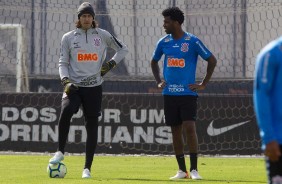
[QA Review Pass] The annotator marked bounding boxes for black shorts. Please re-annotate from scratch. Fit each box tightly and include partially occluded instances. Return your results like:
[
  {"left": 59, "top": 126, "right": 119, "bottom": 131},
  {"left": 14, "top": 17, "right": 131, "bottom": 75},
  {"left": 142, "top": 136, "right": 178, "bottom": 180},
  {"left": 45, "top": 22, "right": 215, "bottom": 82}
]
[
  {"left": 164, "top": 95, "right": 198, "bottom": 126},
  {"left": 61, "top": 85, "right": 102, "bottom": 118},
  {"left": 266, "top": 145, "right": 282, "bottom": 184}
]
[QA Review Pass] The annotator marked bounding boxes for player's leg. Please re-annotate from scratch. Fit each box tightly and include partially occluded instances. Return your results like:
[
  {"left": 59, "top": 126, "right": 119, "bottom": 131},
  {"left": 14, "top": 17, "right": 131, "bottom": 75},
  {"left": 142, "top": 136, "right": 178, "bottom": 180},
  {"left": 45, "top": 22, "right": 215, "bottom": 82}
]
[
  {"left": 82, "top": 116, "right": 98, "bottom": 178},
  {"left": 164, "top": 95, "right": 188, "bottom": 179},
  {"left": 80, "top": 85, "right": 102, "bottom": 178},
  {"left": 49, "top": 93, "right": 81, "bottom": 164},
  {"left": 183, "top": 121, "right": 198, "bottom": 166},
  {"left": 266, "top": 145, "right": 282, "bottom": 184},
  {"left": 182, "top": 121, "right": 202, "bottom": 179},
  {"left": 181, "top": 95, "right": 202, "bottom": 179},
  {"left": 183, "top": 121, "right": 198, "bottom": 170},
  {"left": 170, "top": 124, "right": 189, "bottom": 179}
]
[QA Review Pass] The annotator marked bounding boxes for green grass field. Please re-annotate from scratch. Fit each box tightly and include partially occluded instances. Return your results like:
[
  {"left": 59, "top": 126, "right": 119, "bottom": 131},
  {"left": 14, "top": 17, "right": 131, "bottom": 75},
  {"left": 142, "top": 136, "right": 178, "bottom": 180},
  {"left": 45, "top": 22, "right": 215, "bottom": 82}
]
[{"left": 0, "top": 154, "right": 267, "bottom": 184}]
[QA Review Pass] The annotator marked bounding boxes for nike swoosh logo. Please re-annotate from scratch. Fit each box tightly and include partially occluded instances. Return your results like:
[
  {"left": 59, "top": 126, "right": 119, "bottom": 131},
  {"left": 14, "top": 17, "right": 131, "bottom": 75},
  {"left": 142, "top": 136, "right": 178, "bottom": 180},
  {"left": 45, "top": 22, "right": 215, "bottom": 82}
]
[{"left": 207, "top": 120, "right": 251, "bottom": 136}]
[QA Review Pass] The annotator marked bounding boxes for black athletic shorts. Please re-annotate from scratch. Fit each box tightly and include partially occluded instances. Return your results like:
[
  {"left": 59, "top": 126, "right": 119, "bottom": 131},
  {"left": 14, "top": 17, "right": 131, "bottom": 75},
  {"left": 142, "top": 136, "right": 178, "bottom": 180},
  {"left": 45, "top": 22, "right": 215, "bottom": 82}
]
[
  {"left": 61, "top": 85, "right": 102, "bottom": 118},
  {"left": 164, "top": 95, "right": 198, "bottom": 126},
  {"left": 266, "top": 145, "right": 282, "bottom": 184}
]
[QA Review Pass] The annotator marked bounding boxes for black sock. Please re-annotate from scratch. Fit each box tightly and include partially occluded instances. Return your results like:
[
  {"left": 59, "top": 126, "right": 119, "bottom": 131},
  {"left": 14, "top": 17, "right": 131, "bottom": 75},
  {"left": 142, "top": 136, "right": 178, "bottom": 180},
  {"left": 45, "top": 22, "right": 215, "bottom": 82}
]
[
  {"left": 176, "top": 154, "right": 187, "bottom": 173},
  {"left": 190, "top": 153, "right": 198, "bottom": 171}
]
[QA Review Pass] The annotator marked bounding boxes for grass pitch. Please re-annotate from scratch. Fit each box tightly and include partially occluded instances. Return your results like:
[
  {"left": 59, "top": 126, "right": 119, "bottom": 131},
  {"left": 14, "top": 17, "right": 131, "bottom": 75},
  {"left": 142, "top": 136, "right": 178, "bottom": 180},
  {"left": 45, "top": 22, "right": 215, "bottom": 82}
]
[{"left": 0, "top": 154, "right": 266, "bottom": 184}]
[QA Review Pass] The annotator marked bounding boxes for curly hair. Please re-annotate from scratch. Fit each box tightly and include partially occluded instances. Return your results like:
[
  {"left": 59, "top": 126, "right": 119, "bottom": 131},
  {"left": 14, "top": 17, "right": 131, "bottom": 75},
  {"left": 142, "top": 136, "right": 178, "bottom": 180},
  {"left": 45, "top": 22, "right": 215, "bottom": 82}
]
[{"left": 162, "top": 7, "right": 184, "bottom": 25}]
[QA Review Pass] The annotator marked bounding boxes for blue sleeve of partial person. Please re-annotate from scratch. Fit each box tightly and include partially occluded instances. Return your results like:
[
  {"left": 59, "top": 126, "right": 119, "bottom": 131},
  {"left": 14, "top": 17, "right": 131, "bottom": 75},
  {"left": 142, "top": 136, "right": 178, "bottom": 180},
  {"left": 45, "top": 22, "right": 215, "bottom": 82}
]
[
  {"left": 152, "top": 40, "right": 163, "bottom": 62},
  {"left": 253, "top": 50, "right": 278, "bottom": 146}
]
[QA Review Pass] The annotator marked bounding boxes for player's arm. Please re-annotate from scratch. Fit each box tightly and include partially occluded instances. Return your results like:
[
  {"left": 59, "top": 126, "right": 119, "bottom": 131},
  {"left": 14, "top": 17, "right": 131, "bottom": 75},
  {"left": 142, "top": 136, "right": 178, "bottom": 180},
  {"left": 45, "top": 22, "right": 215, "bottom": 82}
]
[
  {"left": 58, "top": 34, "right": 70, "bottom": 80},
  {"left": 58, "top": 34, "right": 78, "bottom": 95},
  {"left": 151, "top": 59, "right": 165, "bottom": 88},
  {"left": 101, "top": 31, "right": 129, "bottom": 76},
  {"left": 201, "top": 55, "right": 217, "bottom": 86},
  {"left": 254, "top": 52, "right": 277, "bottom": 145},
  {"left": 189, "top": 39, "right": 217, "bottom": 91},
  {"left": 107, "top": 33, "right": 129, "bottom": 63},
  {"left": 150, "top": 40, "right": 165, "bottom": 88},
  {"left": 265, "top": 141, "right": 281, "bottom": 162},
  {"left": 254, "top": 51, "right": 280, "bottom": 161}
]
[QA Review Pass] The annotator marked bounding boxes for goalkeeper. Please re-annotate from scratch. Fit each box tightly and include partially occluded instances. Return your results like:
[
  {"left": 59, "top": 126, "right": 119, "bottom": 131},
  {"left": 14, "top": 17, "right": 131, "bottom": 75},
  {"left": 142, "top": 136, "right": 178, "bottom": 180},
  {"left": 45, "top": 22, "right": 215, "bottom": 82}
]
[
  {"left": 49, "top": 2, "right": 128, "bottom": 179},
  {"left": 254, "top": 36, "right": 282, "bottom": 184}
]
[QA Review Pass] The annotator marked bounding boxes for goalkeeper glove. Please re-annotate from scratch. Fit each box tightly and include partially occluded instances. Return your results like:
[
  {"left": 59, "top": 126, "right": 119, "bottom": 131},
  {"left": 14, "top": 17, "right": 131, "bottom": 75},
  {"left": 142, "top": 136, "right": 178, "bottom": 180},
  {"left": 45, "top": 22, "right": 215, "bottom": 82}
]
[
  {"left": 101, "top": 60, "right": 116, "bottom": 76},
  {"left": 61, "top": 77, "right": 78, "bottom": 96}
]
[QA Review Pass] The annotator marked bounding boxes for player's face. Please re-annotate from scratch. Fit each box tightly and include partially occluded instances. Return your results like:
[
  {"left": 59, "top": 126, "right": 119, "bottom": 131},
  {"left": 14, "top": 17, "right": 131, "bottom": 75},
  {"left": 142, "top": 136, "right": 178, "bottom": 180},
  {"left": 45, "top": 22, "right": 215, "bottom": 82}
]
[
  {"left": 79, "top": 14, "right": 94, "bottom": 30},
  {"left": 163, "top": 16, "right": 178, "bottom": 34}
]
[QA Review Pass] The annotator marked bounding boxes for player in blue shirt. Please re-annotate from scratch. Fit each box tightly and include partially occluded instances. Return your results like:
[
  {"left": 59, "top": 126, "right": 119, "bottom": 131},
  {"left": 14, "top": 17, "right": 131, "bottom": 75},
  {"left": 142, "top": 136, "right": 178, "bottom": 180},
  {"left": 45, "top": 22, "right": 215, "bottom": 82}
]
[
  {"left": 254, "top": 36, "right": 282, "bottom": 184},
  {"left": 151, "top": 7, "right": 217, "bottom": 180}
]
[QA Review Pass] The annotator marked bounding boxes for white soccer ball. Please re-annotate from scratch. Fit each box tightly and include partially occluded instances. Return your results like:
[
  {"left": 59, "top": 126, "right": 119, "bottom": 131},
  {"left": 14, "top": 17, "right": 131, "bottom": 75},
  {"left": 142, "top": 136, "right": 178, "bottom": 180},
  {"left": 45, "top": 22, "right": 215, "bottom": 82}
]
[{"left": 47, "top": 162, "right": 67, "bottom": 178}]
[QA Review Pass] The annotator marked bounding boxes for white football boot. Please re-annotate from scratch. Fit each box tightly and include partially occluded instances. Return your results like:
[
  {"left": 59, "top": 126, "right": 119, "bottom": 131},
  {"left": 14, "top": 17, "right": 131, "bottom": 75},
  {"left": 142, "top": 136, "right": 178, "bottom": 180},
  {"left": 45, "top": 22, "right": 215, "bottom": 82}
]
[
  {"left": 82, "top": 168, "right": 91, "bottom": 178},
  {"left": 190, "top": 169, "right": 203, "bottom": 180},
  {"left": 169, "top": 170, "right": 188, "bottom": 179},
  {"left": 49, "top": 151, "right": 64, "bottom": 164}
]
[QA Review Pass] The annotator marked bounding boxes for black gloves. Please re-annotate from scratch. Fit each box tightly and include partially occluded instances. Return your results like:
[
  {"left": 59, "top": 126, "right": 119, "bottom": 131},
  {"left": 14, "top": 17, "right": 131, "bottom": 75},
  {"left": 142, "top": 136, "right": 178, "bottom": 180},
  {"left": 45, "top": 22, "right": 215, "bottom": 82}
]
[
  {"left": 61, "top": 77, "right": 78, "bottom": 96},
  {"left": 101, "top": 60, "right": 116, "bottom": 76}
]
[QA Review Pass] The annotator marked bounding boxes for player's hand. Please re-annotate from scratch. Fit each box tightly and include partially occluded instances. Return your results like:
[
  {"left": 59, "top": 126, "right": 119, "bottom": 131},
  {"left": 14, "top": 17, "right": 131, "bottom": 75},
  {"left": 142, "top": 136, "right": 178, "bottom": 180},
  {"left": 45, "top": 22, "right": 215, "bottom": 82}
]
[
  {"left": 61, "top": 77, "right": 78, "bottom": 96},
  {"left": 265, "top": 141, "right": 281, "bottom": 162},
  {"left": 157, "top": 81, "right": 166, "bottom": 88},
  {"left": 101, "top": 60, "right": 116, "bottom": 76},
  {"left": 189, "top": 82, "right": 206, "bottom": 92}
]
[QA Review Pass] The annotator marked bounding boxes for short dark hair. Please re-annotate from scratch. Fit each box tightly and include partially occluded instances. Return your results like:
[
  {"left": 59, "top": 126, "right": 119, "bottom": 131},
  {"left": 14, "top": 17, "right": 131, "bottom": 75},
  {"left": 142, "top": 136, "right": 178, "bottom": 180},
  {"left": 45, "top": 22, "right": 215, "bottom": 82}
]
[{"left": 162, "top": 7, "right": 184, "bottom": 25}]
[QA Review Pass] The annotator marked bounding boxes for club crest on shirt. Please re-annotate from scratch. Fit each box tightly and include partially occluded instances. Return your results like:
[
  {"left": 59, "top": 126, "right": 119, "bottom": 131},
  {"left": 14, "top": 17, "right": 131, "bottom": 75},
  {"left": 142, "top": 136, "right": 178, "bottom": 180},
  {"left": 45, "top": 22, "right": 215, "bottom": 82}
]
[
  {"left": 181, "top": 43, "right": 189, "bottom": 52},
  {"left": 93, "top": 36, "right": 101, "bottom": 47}
]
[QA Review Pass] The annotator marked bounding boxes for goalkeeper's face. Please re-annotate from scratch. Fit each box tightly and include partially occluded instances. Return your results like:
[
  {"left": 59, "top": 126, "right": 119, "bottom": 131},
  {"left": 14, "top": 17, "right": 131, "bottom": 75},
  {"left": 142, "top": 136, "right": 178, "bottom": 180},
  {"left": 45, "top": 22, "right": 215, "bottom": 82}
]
[
  {"left": 163, "top": 16, "right": 178, "bottom": 34},
  {"left": 79, "top": 14, "right": 94, "bottom": 30}
]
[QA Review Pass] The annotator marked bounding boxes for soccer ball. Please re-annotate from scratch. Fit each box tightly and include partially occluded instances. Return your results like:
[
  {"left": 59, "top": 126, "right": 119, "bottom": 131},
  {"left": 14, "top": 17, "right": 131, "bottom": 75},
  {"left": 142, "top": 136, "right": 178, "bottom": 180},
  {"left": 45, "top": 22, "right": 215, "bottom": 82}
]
[{"left": 47, "top": 162, "right": 67, "bottom": 178}]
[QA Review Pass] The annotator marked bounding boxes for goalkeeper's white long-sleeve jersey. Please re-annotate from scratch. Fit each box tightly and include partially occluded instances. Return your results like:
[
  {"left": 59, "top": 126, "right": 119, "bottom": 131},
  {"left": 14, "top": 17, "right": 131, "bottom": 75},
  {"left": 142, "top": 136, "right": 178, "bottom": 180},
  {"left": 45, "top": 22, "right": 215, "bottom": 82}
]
[{"left": 59, "top": 27, "right": 128, "bottom": 87}]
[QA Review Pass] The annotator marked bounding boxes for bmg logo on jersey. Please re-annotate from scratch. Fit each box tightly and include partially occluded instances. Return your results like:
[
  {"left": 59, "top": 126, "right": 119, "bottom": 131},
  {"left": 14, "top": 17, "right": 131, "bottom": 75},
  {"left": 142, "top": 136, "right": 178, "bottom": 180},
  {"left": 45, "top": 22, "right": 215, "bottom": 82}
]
[
  {"left": 167, "top": 58, "right": 185, "bottom": 68},
  {"left": 77, "top": 52, "right": 98, "bottom": 62},
  {"left": 168, "top": 84, "right": 184, "bottom": 92}
]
